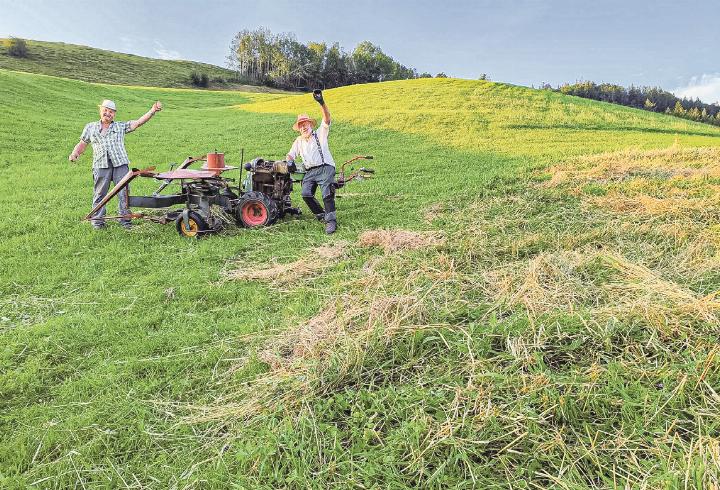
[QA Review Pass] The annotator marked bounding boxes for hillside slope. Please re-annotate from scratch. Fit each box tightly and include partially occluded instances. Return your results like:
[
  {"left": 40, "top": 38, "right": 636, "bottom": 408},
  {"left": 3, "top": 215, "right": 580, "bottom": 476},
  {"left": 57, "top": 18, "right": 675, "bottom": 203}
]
[
  {"left": 0, "top": 38, "right": 282, "bottom": 91},
  {"left": 247, "top": 77, "right": 720, "bottom": 159},
  {"left": 1, "top": 70, "right": 720, "bottom": 488}
]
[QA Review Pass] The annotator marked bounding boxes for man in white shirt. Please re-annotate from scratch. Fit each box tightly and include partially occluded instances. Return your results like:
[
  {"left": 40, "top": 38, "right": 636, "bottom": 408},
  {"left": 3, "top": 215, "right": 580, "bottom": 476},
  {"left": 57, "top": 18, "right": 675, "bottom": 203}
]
[{"left": 286, "top": 90, "right": 338, "bottom": 234}]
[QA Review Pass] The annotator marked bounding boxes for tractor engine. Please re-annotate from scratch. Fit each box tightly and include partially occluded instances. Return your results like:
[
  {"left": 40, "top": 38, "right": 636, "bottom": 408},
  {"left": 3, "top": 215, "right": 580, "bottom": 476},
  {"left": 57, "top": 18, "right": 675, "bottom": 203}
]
[{"left": 236, "top": 158, "right": 300, "bottom": 227}]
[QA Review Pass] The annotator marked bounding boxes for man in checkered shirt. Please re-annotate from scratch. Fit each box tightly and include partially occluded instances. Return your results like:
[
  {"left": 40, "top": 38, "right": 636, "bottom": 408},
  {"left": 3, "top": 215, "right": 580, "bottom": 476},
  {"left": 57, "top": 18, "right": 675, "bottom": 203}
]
[{"left": 69, "top": 99, "right": 162, "bottom": 229}]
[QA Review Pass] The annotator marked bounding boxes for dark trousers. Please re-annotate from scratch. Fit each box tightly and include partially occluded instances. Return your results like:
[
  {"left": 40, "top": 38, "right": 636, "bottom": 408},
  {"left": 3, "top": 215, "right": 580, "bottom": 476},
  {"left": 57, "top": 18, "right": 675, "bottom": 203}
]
[
  {"left": 301, "top": 164, "right": 336, "bottom": 222},
  {"left": 91, "top": 165, "right": 131, "bottom": 227}
]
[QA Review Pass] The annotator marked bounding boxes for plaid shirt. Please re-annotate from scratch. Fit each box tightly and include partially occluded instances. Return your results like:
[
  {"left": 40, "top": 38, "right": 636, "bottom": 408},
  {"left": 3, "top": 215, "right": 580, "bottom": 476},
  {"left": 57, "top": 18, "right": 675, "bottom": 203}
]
[{"left": 80, "top": 121, "right": 135, "bottom": 168}]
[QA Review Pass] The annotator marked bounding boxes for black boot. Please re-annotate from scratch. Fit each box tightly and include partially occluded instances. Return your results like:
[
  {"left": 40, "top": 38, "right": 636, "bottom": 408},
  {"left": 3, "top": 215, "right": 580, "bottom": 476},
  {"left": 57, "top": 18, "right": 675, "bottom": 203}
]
[
  {"left": 324, "top": 211, "right": 337, "bottom": 234},
  {"left": 322, "top": 196, "right": 337, "bottom": 234}
]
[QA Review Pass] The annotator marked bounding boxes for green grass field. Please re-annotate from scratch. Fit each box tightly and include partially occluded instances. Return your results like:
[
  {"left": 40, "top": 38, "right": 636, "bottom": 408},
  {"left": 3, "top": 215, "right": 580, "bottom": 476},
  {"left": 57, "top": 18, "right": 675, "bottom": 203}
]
[
  {"left": 0, "top": 39, "right": 284, "bottom": 91},
  {"left": 2, "top": 68, "right": 720, "bottom": 488}
]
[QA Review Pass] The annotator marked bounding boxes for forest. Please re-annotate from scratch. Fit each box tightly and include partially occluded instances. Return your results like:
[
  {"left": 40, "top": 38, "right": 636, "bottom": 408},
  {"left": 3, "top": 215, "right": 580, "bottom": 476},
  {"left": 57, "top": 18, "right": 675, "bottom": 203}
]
[
  {"left": 548, "top": 81, "right": 720, "bottom": 126},
  {"left": 226, "top": 27, "right": 431, "bottom": 90}
]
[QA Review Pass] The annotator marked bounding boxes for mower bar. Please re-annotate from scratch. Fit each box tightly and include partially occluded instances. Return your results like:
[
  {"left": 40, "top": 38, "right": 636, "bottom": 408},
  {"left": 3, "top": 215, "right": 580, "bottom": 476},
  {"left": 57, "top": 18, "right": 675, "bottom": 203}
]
[
  {"left": 92, "top": 212, "right": 146, "bottom": 221},
  {"left": 84, "top": 167, "right": 157, "bottom": 220},
  {"left": 91, "top": 212, "right": 172, "bottom": 224}
]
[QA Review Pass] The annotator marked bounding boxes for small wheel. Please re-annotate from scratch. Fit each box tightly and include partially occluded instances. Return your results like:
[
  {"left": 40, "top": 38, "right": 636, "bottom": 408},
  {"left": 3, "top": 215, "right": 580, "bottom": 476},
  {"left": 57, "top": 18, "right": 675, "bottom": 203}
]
[
  {"left": 175, "top": 210, "right": 209, "bottom": 238},
  {"left": 237, "top": 191, "right": 278, "bottom": 227}
]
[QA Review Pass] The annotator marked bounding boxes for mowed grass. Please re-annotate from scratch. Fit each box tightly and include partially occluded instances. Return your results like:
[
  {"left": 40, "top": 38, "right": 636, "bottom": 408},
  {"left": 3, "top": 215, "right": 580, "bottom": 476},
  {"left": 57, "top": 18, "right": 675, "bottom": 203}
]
[
  {"left": 0, "top": 39, "right": 285, "bottom": 92},
  {"left": 1, "top": 69, "right": 720, "bottom": 488}
]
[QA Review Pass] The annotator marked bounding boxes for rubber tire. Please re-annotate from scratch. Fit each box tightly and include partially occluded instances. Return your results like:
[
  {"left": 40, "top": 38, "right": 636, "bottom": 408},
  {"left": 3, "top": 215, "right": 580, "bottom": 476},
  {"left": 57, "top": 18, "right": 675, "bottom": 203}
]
[
  {"left": 237, "top": 191, "right": 279, "bottom": 227},
  {"left": 175, "top": 210, "right": 209, "bottom": 238}
]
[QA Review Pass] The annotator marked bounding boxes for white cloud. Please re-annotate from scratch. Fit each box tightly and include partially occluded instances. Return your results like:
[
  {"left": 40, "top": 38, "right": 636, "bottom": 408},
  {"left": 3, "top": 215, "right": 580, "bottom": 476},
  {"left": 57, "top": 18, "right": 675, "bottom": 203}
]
[
  {"left": 153, "top": 41, "right": 182, "bottom": 60},
  {"left": 673, "top": 74, "right": 720, "bottom": 105}
]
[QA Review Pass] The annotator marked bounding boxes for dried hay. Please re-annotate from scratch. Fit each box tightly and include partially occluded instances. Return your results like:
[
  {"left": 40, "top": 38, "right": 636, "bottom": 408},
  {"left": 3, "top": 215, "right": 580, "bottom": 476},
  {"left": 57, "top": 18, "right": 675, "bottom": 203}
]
[
  {"left": 484, "top": 248, "right": 720, "bottom": 328},
  {"left": 600, "top": 252, "right": 720, "bottom": 326},
  {"left": 358, "top": 229, "right": 445, "bottom": 253},
  {"left": 543, "top": 146, "right": 720, "bottom": 189},
  {"left": 258, "top": 294, "right": 420, "bottom": 371},
  {"left": 587, "top": 194, "right": 713, "bottom": 216},
  {"left": 484, "top": 250, "right": 600, "bottom": 317},
  {"left": 424, "top": 202, "right": 451, "bottom": 223},
  {"left": 226, "top": 241, "right": 348, "bottom": 284},
  {"left": 541, "top": 146, "right": 720, "bottom": 225}
]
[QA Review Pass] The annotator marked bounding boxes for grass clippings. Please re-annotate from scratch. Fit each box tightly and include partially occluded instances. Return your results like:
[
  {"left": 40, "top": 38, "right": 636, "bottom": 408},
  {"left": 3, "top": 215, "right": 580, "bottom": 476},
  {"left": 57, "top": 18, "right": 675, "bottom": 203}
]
[
  {"left": 358, "top": 229, "right": 445, "bottom": 253},
  {"left": 226, "top": 241, "right": 348, "bottom": 284}
]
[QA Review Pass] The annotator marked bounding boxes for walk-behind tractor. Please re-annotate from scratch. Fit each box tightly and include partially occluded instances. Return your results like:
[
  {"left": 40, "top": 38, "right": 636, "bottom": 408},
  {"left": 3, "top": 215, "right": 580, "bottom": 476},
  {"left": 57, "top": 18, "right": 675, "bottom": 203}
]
[{"left": 85, "top": 152, "right": 374, "bottom": 237}]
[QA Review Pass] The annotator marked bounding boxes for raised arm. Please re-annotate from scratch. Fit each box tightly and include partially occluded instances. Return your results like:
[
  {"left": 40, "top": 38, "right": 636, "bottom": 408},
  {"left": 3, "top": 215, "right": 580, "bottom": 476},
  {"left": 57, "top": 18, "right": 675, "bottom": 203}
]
[
  {"left": 313, "top": 90, "right": 331, "bottom": 124},
  {"left": 130, "top": 101, "right": 162, "bottom": 131}
]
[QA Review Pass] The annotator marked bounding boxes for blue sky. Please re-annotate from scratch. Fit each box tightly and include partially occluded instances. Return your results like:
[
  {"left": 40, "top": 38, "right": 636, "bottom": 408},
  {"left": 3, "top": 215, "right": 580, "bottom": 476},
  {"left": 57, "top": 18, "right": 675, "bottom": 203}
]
[{"left": 2, "top": 0, "right": 719, "bottom": 103}]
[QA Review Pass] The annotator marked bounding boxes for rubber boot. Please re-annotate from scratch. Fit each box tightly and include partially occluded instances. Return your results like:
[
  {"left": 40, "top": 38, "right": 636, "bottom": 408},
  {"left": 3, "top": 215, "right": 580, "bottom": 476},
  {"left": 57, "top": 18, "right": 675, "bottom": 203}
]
[{"left": 324, "top": 211, "right": 337, "bottom": 234}]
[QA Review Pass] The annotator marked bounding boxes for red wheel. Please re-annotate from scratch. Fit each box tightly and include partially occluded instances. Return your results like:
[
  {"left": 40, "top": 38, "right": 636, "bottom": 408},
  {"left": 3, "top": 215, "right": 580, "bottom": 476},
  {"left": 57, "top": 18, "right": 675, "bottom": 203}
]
[
  {"left": 241, "top": 201, "right": 268, "bottom": 226},
  {"left": 236, "top": 192, "right": 278, "bottom": 227}
]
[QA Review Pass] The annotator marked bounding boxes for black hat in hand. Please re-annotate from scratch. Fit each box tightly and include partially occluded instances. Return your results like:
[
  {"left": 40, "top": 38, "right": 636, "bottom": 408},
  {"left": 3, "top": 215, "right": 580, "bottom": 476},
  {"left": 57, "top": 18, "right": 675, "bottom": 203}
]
[{"left": 313, "top": 89, "right": 325, "bottom": 105}]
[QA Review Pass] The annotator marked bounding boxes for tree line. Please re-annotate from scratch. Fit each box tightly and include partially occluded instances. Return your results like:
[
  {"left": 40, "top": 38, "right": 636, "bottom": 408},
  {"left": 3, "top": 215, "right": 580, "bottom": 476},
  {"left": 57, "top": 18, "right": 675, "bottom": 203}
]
[
  {"left": 544, "top": 81, "right": 720, "bottom": 127},
  {"left": 226, "top": 27, "right": 439, "bottom": 90}
]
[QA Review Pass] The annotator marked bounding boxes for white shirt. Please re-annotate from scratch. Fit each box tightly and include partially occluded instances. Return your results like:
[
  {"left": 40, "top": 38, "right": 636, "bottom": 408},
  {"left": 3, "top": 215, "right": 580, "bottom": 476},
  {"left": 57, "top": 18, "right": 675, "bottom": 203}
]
[{"left": 288, "top": 120, "right": 335, "bottom": 168}]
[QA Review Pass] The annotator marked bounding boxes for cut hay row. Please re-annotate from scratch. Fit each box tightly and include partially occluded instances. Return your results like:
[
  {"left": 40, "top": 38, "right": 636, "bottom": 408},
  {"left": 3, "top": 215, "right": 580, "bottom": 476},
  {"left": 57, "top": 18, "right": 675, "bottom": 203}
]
[{"left": 175, "top": 146, "right": 720, "bottom": 487}]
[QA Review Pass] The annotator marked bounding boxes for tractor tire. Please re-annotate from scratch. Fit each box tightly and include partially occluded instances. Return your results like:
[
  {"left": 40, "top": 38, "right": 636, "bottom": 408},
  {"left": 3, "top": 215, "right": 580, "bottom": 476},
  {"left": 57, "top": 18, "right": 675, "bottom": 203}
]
[
  {"left": 237, "top": 191, "right": 278, "bottom": 227},
  {"left": 175, "top": 210, "right": 209, "bottom": 238}
]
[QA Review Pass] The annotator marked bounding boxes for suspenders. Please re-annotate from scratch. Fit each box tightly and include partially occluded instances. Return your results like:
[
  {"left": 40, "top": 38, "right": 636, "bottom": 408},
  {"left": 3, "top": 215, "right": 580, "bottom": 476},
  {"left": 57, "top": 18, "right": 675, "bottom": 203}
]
[{"left": 311, "top": 131, "right": 326, "bottom": 167}]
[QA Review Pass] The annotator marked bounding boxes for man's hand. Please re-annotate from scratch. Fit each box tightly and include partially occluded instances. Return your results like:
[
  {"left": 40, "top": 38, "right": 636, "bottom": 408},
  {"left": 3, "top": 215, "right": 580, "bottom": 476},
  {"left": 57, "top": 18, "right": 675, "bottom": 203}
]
[
  {"left": 69, "top": 141, "right": 86, "bottom": 162},
  {"left": 152, "top": 101, "right": 163, "bottom": 113},
  {"left": 313, "top": 90, "right": 324, "bottom": 105}
]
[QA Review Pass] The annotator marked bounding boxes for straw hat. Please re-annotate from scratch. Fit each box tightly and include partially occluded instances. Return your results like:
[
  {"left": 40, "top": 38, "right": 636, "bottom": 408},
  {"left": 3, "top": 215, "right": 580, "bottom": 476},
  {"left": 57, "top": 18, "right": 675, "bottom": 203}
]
[
  {"left": 99, "top": 99, "right": 116, "bottom": 111},
  {"left": 292, "top": 114, "right": 316, "bottom": 131}
]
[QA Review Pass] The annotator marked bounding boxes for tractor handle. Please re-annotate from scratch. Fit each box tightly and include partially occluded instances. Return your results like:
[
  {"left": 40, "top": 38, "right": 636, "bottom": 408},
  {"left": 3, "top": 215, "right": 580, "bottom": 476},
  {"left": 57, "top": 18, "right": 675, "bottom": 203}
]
[{"left": 339, "top": 155, "right": 374, "bottom": 176}]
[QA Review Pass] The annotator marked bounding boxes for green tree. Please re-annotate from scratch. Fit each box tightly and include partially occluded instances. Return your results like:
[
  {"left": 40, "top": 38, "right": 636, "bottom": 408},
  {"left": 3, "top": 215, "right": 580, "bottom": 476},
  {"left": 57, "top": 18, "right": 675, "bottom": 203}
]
[
  {"left": 351, "top": 41, "right": 395, "bottom": 83},
  {"left": 687, "top": 107, "right": 702, "bottom": 121},
  {"left": 190, "top": 71, "right": 209, "bottom": 87},
  {"left": 7, "top": 37, "right": 28, "bottom": 57},
  {"left": 323, "top": 42, "right": 349, "bottom": 88},
  {"left": 673, "top": 101, "right": 686, "bottom": 117}
]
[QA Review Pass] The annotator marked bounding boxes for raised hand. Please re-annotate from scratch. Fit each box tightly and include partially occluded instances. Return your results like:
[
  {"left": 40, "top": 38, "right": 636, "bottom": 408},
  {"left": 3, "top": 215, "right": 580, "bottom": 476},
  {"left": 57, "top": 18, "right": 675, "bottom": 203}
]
[{"left": 312, "top": 90, "right": 324, "bottom": 105}]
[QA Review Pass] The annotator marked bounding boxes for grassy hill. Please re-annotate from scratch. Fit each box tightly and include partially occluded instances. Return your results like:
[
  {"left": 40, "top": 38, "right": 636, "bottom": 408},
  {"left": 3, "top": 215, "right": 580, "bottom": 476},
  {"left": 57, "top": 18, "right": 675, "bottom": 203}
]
[
  {"left": 2, "top": 68, "right": 720, "bottom": 488},
  {"left": 0, "top": 38, "right": 282, "bottom": 91}
]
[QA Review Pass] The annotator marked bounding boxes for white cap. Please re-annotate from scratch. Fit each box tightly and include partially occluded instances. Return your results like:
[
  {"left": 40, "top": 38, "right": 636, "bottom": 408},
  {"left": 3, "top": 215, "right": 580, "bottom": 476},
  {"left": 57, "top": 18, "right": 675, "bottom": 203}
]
[{"left": 100, "top": 99, "right": 117, "bottom": 111}]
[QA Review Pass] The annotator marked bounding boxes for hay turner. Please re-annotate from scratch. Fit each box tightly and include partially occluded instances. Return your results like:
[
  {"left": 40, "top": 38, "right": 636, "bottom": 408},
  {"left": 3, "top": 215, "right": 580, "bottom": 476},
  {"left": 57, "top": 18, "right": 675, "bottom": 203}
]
[{"left": 85, "top": 152, "right": 374, "bottom": 237}]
